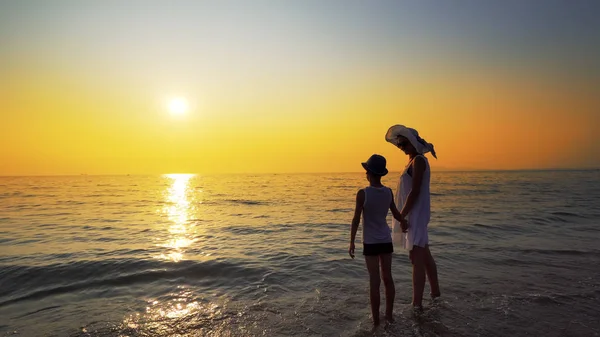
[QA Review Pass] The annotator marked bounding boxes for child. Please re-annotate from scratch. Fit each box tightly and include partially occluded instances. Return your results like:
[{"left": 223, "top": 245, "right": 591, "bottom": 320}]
[{"left": 349, "top": 154, "right": 407, "bottom": 327}]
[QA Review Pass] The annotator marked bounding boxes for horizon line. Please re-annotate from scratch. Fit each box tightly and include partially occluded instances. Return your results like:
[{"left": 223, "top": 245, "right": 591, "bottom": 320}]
[{"left": 1, "top": 167, "right": 598, "bottom": 177}]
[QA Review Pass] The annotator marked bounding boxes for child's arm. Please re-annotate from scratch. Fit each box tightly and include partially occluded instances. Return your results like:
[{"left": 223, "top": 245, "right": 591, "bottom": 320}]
[
  {"left": 389, "top": 189, "right": 408, "bottom": 232},
  {"left": 349, "top": 189, "right": 365, "bottom": 259}
]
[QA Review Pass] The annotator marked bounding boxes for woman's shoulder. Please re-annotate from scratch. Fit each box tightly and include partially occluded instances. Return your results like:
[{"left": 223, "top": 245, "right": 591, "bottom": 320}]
[{"left": 412, "top": 155, "right": 430, "bottom": 168}]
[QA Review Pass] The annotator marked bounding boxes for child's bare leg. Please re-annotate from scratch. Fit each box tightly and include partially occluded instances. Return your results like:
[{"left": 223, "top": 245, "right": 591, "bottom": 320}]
[
  {"left": 411, "top": 246, "right": 427, "bottom": 307},
  {"left": 424, "top": 245, "right": 441, "bottom": 298},
  {"left": 365, "top": 255, "right": 381, "bottom": 326},
  {"left": 379, "top": 253, "right": 395, "bottom": 322}
]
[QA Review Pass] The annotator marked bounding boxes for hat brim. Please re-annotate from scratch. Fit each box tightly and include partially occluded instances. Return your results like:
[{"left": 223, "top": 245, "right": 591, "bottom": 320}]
[
  {"left": 385, "top": 125, "right": 423, "bottom": 153},
  {"left": 361, "top": 162, "right": 388, "bottom": 176}
]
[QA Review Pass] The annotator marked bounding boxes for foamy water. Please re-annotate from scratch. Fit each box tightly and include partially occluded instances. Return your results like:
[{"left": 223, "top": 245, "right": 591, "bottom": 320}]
[{"left": 1, "top": 171, "right": 599, "bottom": 336}]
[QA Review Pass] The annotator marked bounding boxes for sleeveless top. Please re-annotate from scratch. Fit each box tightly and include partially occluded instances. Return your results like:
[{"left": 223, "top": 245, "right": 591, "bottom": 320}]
[
  {"left": 392, "top": 155, "right": 431, "bottom": 250},
  {"left": 362, "top": 186, "right": 393, "bottom": 244}
]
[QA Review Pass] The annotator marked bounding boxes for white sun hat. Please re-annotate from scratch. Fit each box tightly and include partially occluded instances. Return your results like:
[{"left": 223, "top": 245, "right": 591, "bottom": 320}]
[{"left": 385, "top": 125, "right": 437, "bottom": 158}]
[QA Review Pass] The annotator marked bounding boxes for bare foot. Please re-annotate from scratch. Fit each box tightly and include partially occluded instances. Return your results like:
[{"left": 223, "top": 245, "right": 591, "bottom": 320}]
[
  {"left": 412, "top": 305, "right": 424, "bottom": 316},
  {"left": 370, "top": 319, "right": 381, "bottom": 333}
]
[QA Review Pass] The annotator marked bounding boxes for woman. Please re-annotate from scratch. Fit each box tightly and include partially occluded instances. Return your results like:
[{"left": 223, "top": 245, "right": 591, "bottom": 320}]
[{"left": 385, "top": 125, "right": 441, "bottom": 310}]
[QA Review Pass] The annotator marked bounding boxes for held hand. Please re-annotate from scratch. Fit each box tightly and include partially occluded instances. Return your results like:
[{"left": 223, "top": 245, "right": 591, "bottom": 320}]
[
  {"left": 400, "top": 218, "right": 409, "bottom": 233},
  {"left": 348, "top": 242, "right": 355, "bottom": 259}
]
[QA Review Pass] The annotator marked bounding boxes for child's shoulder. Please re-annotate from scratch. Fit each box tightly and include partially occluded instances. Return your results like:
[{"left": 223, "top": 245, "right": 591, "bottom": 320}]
[
  {"left": 365, "top": 184, "right": 391, "bottom": 189},
  {"left": 363, "top": 185, "right": 393, "bottom": 195}
]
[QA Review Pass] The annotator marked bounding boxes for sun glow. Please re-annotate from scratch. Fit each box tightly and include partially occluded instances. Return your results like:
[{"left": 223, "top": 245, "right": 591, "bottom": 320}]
[{"left": 168, "top": 97, "right": 188, "bottom": 116}]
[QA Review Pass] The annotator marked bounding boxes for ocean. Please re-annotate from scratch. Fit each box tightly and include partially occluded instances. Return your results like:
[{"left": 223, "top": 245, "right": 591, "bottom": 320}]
[{"left": 1, "top": 170, "right": 599, "bottom": 337}]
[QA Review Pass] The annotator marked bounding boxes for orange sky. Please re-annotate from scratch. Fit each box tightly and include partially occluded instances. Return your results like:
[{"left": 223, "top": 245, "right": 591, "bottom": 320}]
[{"left": 1, "top": 2, "right": 599, "bottom": 175}]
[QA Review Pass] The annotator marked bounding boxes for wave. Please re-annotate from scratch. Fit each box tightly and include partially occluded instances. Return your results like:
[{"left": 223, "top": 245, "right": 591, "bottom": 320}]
[
  {"left": 550, "top": 211, "right": 587, "bottom": 218},
  {"left": 0, "top": 258, "right": 267, "bottom": 307},
  {"left": 327, "top": 208, "right": 352, "bottom": 213},
  {"left": 451, "top": 223, "right": 524, "bottom": 236},
  {"left": 199, "top": 199, "right": 270, "bottom": 206},
  {"left": 219, "top": 222, "right": 346, "bottom": 235},
  {"left": 221, "top": 225, "right": 296, "bottom": 236},
  {"left": 517, "top": 248, "right": 600, "bottom": 256},
  {"left": 225, "top": 199, "right": 269, "bottom": 206},
  {"left": 435, "top": 188, "right": 502, "bottom": 196},
  {"left": 13, "top": 305, "right": 62, "bottom": 319}
]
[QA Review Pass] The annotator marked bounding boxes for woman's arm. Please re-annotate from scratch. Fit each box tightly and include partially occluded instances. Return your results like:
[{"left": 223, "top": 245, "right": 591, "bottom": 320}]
[
  {"left": 389, "top": 190, "right": 409, "bottom": 232},
  {"left": 400, "top": 156, "right": 426, "bottom": 217},
  {"left": 389, "top": 189, "right": 403, "bottom": 221},
  {"left": 349, "top": 189, "right": 365, "bottom": 258}
]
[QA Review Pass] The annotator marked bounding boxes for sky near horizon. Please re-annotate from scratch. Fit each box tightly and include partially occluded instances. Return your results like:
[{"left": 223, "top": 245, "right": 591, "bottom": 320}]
[{"left": 1, "top": 1, "right": 599, "bottom": 175}]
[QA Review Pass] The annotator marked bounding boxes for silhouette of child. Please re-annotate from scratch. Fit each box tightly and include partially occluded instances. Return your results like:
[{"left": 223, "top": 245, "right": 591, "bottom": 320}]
[{"left": 349, "top": 154, "right": 407, "bottom": 327}]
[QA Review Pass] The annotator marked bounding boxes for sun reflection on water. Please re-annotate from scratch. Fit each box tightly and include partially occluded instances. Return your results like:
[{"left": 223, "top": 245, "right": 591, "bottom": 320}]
[
  {"left": 119, "top": 174, "right": 247, "bottom": 336},
  {"left": 156, "top": 174, "right": 198, "bottom": 262},
  {"left": 120, "top": 290, "right": 228, "bottom": 336}
]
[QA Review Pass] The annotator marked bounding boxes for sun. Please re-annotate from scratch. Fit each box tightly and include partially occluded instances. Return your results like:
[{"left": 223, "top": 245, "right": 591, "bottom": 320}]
[{"left": 168, "top": 97, "right": 188, "bottom": 116}]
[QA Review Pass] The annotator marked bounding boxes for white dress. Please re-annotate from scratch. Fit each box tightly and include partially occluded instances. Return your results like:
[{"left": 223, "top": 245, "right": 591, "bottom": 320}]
[{"left": 392, "top": 155, "right": 431, "bottom": 251}]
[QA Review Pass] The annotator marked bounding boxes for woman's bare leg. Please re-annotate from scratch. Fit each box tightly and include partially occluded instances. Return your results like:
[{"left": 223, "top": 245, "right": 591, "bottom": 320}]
[
  {"left": 379, "top": 253, "right": 395, "bottom": 322},
  {"left": 365, "top": 255, "right": 381, "bottom": 326},
  {"left": 424, "top": 245, "right": 441, "bottom": 298},
  {"left": 410, "top": 246, "right": 427, "bottom": 307}
]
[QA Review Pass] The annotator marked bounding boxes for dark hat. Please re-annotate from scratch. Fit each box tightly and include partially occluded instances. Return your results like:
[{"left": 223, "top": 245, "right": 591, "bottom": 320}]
[{"left": 361, "top": 154, "right": 388, "bottom": 176}]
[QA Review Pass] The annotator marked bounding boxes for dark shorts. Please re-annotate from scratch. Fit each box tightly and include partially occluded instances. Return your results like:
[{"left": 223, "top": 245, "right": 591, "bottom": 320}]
[{"left": 363, "top": 242, "right": 393, "bottom": 256}]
